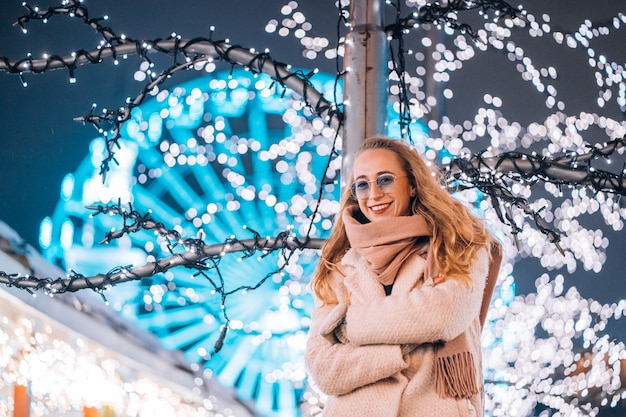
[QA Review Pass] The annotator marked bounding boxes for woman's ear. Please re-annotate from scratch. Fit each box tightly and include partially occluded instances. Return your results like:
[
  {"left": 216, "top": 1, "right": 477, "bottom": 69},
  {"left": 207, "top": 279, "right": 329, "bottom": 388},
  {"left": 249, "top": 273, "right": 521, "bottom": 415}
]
[{"left": 410, "top": 188, "right": 416, "bottom": 197}]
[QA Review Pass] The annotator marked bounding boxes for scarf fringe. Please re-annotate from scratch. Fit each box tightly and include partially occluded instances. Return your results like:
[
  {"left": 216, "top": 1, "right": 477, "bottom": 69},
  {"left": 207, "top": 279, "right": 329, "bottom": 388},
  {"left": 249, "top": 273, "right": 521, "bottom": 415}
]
[{"left": 435, "top": 351, "right": 478, "bottom": 399}]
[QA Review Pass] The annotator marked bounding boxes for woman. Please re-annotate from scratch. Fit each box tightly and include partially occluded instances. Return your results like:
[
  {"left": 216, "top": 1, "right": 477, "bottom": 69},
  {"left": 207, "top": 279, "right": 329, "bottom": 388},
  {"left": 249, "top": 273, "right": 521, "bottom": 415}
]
[{"left": 305, "top": 137, "right": 501, "bottom": 416}]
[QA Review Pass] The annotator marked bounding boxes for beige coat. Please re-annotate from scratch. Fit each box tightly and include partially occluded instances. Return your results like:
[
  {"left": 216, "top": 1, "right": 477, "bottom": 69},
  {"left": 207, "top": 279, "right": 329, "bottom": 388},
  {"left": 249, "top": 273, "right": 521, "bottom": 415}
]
[{"left": 305, "top": 246, "right": 490, "bottom": 416}]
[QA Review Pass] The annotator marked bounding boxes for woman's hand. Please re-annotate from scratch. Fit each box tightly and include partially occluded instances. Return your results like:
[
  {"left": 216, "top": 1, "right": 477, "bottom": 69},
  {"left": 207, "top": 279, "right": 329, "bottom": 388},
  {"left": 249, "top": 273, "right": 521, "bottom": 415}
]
[
  {"left": 334, "top": 319, "right": 349, "bottom": 344},
  {"left": 319, "top": 303, "right": 348, "bottom": 344}
]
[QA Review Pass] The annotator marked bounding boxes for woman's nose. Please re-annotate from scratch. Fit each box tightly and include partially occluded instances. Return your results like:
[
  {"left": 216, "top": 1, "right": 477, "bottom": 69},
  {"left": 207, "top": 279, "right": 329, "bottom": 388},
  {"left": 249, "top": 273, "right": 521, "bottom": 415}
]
[{"left": 368, "top": 183, "right": 384, "bottom": 198}]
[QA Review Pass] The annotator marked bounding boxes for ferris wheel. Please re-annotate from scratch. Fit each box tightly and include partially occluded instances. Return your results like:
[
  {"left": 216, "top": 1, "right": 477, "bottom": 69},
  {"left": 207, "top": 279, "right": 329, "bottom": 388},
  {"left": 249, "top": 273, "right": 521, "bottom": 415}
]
[{"left": 40, "top": 68, "right": 345, "bottom": 417}]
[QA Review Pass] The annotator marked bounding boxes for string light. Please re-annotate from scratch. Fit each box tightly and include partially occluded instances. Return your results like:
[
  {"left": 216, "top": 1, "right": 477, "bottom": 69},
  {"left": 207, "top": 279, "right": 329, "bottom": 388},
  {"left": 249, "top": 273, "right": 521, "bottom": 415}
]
[
  {"left": 0, "top": 296, "right": 226, "bottom": 417},
  {"left": 0, "top": 3, "right": 342, "bottom": 180},
  {"left": 1, "top": 202, "right": 325, "bottom": 351}
]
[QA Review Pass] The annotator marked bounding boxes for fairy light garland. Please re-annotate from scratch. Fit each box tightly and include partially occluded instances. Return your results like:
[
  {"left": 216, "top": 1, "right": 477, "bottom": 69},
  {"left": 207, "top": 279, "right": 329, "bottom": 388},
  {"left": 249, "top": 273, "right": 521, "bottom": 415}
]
[
  {"left": 482, "top": 273, "right": 626, "bottom": 417},
  {"left": 551, "top": 13, "right": 626, "bottom": 111},
  {"left": 0, "top": 0, "right": 547, "bottom": 248},
  {"left": 447, "top": 136, "right": 626, "bottom": 246},
  {"left": 1, "top": 0, "right": 342, "bottom": 179},
  {"left": 0, "top": 202, "right": 325, "bottom": 353},
  {"left": 0, "top": 294, "right": 228, "bottom": 417},
  {"left": 392, "top": 0, "right": 526, "bottom": 37}
]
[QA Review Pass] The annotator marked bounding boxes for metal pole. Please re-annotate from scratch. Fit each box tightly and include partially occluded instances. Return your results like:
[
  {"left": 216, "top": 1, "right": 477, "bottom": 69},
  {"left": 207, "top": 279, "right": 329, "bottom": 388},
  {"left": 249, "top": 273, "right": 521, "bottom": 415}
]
[{"left": 342, "top": 0, "right": 389, "bottom": 189}]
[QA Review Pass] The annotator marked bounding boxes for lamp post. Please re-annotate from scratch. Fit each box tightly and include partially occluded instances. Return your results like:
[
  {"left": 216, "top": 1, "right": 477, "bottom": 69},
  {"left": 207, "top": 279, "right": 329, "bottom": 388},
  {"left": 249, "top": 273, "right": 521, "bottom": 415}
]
[{"left": 341, "top": 0, "right": 388, "bottom": 188}]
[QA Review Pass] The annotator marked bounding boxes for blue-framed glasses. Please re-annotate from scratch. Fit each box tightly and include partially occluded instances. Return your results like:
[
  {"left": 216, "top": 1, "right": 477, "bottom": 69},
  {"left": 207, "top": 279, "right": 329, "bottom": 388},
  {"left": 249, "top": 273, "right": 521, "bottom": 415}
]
[{"left": 350, "top": 173, "right": 407, "bottom": 199}]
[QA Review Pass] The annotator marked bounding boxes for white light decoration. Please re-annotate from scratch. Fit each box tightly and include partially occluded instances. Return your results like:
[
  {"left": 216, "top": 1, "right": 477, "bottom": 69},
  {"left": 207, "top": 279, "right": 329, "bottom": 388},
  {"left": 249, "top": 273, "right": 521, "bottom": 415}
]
[
  {"left": 0, "top": 293, "right": 228, "bottom": 417},
  {"left": 265, "top": 2, "right": 625, "bottom": 416}
]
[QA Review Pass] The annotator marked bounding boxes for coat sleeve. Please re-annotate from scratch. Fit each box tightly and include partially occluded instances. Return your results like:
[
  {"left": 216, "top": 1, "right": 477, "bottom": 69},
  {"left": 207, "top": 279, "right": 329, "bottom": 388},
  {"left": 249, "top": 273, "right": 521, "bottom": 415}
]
[
  {"left": 305, "top": 303, "right": 408, "bottom": 396},
  {"left": 345, "top": 247, "right": 489, "bottom": 346}
]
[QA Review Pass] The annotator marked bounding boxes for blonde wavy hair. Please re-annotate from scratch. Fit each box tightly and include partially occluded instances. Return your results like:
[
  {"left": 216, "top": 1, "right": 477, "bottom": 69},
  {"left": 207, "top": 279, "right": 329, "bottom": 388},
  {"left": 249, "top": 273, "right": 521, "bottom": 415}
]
[{"left": 311, "top": 136, "right": 492, "bottom": 305}]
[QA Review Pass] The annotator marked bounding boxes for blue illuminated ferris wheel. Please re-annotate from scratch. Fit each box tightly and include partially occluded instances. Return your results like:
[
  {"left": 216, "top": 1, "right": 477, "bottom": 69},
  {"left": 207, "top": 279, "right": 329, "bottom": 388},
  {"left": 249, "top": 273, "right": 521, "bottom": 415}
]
[{"left": 40, "top": 68, "right": 344, "bottom": 417}]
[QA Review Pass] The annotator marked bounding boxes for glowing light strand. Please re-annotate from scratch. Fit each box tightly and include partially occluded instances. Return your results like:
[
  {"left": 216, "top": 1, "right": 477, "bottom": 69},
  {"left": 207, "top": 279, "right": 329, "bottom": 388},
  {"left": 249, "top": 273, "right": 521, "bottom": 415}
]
[
  {"left": 445, "top": 136, "right": 626, "bottom": 247},
  {"left": 0, "top": 203, "right": 325, "bottom": 351},
  {"left": 0, "top": 203, "right": 325, "bottom": 292},
  {"left": 0, "top": 0, "right": 342, "bottom": 179},
  {"left": 388, "top": 0, "right": 414, "bottom": 140},
  {"left": 550, "top": 12, "right": 626, "bottom": 111},
  {"left": 483, "top": 274, "right": 626, "bottom": 416},
  {"left": 391, "top": 0, "right": 526, "bottom": 39}
]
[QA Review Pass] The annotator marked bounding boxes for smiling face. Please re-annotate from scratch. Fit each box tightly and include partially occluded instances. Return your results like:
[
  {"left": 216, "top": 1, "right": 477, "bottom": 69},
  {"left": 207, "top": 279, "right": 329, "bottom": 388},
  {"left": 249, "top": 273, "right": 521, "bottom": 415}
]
[{"left": 351, "top": 148, "right": 415, "bottom": 222}]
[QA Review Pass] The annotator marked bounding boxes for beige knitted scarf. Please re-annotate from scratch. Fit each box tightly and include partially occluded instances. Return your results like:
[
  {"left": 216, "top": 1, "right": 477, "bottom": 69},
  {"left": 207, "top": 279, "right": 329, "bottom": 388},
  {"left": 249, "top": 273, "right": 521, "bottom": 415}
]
[
  {"left": 342, "top": 208, "right": 430, "bottom": 286},
  {"left": 342, "top": 207, "right": 502, "bottom": 399}
]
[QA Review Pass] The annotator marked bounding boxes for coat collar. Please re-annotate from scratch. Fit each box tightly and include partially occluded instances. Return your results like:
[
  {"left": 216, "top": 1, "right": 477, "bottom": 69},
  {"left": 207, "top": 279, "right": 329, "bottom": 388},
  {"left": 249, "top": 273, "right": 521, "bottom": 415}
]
[{"left": 339, "top": 248, "right": 428, "bottom": 299}]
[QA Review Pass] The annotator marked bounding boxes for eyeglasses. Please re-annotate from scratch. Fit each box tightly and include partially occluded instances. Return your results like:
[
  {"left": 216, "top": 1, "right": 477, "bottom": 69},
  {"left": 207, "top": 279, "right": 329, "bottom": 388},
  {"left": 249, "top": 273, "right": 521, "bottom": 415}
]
[{"left": 350, "top": 173, "right": 407, "bottom": 199}]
